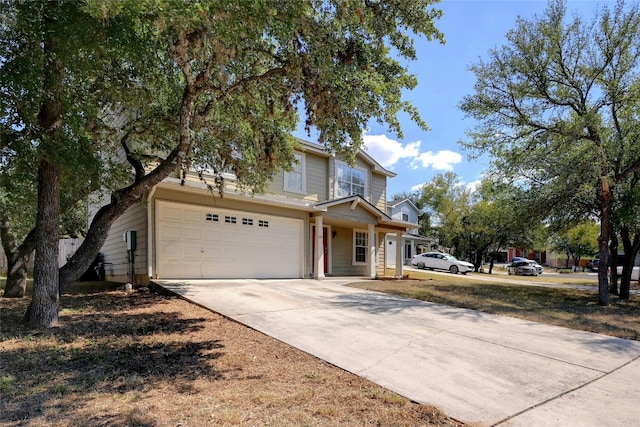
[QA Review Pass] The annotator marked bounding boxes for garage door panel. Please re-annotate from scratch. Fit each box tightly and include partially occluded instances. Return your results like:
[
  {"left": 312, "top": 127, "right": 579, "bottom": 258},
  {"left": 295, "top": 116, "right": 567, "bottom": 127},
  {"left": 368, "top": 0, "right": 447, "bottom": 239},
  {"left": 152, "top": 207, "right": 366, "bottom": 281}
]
[
  {"left": 163, "top": 206, "right": 182, "bottom": 220},
  {"left": 183, "top": 246, "right": 203, "bottom": 258},
  {"left": 183, "top": 209, "right": 203, "bottom": 223},
  {"left": 160, "top": 244, "right": 181, "bottom": 258},
  {"left": 183, "top": 226, "right": 203, "bottom": 240},
  {"left": 157, "top": 201, "right": 302, "bottom": 279},
  {"left": 180, "top": 262, "right": 203, "bottom": 277},
  {"left": 161, "top": 224, "right": 181, "bottom": 240},
  {"left": 202, "top": 229, "right": 220, "bottom": 240}
]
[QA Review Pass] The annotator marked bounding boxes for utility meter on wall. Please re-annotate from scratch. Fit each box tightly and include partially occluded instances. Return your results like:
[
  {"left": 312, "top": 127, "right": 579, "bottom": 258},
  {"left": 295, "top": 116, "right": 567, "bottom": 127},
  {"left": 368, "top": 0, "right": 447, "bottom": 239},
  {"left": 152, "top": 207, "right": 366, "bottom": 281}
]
[{"left": 123, "top": 230, "right": 137, "bottom": 251}]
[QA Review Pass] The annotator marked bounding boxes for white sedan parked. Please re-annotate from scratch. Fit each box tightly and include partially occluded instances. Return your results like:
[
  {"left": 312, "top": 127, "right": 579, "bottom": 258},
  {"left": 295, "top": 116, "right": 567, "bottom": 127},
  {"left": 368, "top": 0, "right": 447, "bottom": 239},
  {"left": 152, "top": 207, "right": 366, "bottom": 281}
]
[
  {"left": 507, "top": 261, "right": 539, "bottom": 276},
  {"left": 526, "top": 260, "right": 544, "bottom": 275},
  {"left": 411, "top": 252, "right": 474, "bottom": 275}
]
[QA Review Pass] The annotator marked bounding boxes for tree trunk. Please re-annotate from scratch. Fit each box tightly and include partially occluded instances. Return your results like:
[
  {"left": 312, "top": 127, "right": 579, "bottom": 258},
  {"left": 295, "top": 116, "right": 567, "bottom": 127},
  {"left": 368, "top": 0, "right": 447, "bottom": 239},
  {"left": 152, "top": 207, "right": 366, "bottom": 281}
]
[
  {"left": 27, "top": 161, "right": 61, "bottom": 327},
  {"left": 597, "top": 177, "right": 612, "bottom": 306},
  {"left": 27, "top": 2, "right": 63, "bottom": 327},
  {"left": 619, "top": 227, "right": 640, "bottom": 300},
  {"left": 0, "top": 203, "right": 36, "bottom": 298},
  {"left": 609, "top": 234, "right": 619, "bottom": 295},
  {"left": 4, "top": 255, "right": 30, "bottom": 298},
  {"left": 473, "top": 249, "right": 483, "bottom": 272}
]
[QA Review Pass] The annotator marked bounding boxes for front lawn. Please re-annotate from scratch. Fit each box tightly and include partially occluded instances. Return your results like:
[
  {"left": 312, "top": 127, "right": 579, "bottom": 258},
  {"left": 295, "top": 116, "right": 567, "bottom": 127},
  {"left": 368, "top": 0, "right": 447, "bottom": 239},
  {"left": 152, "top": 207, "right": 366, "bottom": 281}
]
[
  {"left": 352, "top": 271, "right": 640, "bottom": 341},
  {"left": 1, "top": 280, "right": 460, "bottom": 426}
]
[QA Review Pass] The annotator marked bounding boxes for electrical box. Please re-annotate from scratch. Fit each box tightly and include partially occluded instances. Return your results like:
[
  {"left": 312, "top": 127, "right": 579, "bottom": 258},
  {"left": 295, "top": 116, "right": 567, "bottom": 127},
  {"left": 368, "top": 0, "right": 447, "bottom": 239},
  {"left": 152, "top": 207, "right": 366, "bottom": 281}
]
[{"left": 123, "top": 230, "right": 137, "bottom": 251}]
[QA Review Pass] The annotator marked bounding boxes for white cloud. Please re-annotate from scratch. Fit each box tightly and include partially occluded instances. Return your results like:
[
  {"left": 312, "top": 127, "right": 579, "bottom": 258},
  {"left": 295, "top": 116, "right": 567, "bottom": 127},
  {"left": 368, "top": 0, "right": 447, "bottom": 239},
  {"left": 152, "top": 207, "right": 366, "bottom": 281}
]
[
  {"left": 410, "top": 150, "right": 462, "bottom": 171},
  {"left": 465, "top": 180, "right": 482, "bottom": 192},
  {"left": 362, "top": 134, "right": 420, "bottom": 169},
  {"left": 410, "top": 182, "right": 427, "bottom": 192},
  {"left": 362, "top": 133, "right": 464, "bottom": 174}
]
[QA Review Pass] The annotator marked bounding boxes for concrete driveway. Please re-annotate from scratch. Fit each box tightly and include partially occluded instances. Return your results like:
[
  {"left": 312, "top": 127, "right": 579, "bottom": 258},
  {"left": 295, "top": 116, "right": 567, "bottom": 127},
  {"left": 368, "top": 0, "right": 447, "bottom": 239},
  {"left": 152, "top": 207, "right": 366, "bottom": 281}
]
[{"left": 155, "top": 278, "right": 640, "bottom": 426}]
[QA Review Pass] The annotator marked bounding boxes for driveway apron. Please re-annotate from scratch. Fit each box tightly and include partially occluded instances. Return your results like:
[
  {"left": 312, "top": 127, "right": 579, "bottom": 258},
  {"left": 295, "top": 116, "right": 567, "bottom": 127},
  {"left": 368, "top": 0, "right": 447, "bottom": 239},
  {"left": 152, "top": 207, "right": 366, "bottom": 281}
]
[{"left": 155, "top": 278, "right": 640, "bottom": 427}]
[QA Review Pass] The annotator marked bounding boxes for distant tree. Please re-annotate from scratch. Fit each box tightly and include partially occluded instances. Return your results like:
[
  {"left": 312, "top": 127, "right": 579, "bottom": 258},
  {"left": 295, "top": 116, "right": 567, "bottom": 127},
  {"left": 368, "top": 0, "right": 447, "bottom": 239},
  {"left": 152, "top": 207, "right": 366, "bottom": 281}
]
[
  {"left": 613, "top": 172, "right": 640, "bottom": 299},
  {"left": 0, "top": 146, "right": 37, "bottom": 297},
  {"left": 551, "top": 222, "right": 599, "bottom": 269},
  {"left": 457, "top": 178, "right": 542, "bottom": 273},
  {"left": 459, "top": 0, "right": 640, "bottom": 305},
  {"left": 1, "top": 0, "right": 444, "bottom": 326},
  {"left": 419, "top": 172, "right": 470, "bottom": 256}
]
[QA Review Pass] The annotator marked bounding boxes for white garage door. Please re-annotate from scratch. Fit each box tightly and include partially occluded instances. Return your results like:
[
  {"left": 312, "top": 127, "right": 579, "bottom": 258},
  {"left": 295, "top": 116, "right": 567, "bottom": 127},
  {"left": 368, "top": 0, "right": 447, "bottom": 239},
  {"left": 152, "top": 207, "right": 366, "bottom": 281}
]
[{"left": 156, "top": 201, "right": 303, "bottom": 279}]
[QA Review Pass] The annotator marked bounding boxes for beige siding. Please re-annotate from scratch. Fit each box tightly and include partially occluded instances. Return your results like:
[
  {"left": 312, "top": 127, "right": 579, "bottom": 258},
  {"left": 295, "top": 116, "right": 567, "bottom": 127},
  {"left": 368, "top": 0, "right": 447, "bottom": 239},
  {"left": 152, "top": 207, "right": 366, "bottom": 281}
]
[
  {"left": 330, "top": 226, "right": 369, "bottom": 276},
  {"left": 306, "top": 154, "right": 329, "bottom": 201},
  {"left": 183, "top": 151, "right": 330, "bottom": 204},
  {"left": 371, "top": 174, "right": 387, "bottom": 211},
  {"left": 267, "top": 149, "right": 389, "bottom": 206},
  {"left": 264, "top": 151, "right": 329, "bottom": 202},
  {"left": 102, "top": 201, "right": 147, "bottom": 284},
  {"left": 265, "top": 168, "right": 286, "bottom": 195},
  {"left": 323, "top": 204, "right": 378, "bottom": 225}
]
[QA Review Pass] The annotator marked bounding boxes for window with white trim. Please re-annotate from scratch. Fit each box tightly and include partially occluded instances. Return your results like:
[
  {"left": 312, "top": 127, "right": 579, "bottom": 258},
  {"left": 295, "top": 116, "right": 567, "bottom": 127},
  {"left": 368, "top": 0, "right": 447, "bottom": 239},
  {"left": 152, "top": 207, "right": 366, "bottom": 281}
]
[
  {"left": 284, "top": 152, "right": 306, "bottom": 194},
  {"left": 353, "top": 230, "right": 368, "bottom": 264},
  {"left": 336, "top": 162, "right": 366, "bottom": 198}
]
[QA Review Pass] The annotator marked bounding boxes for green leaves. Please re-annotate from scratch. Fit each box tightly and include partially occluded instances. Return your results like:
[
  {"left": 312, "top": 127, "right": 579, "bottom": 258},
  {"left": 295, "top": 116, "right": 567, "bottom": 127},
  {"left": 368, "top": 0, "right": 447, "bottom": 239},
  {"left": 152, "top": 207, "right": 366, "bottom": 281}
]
[{"left": 459, "top": 0, "right": 640, "bottom": 303}]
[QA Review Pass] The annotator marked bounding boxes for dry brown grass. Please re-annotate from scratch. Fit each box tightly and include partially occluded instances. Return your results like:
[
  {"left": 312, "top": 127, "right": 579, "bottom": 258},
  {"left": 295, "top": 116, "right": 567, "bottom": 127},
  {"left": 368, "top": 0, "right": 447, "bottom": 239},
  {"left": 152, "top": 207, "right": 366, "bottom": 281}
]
[
  {"left": 0, "top": 282, "right": 461, "bottom": 427},
  {"left": 353, "top": 272, "right": 640, "bottom": 341}
]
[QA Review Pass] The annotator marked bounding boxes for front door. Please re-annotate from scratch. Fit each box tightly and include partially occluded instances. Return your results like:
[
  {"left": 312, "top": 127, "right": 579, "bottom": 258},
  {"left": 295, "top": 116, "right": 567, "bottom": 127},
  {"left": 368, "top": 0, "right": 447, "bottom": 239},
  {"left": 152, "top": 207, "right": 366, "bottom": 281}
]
[{"left": 311, "top": 226, "right": 329, "bottom": 274}]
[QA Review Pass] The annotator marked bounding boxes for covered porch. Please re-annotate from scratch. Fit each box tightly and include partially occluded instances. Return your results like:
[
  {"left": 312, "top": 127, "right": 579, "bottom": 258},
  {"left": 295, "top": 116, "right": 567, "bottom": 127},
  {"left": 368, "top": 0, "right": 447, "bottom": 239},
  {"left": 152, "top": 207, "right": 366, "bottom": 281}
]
[{"left": 310, "top": 196, "right": 411, "bottom": 279}]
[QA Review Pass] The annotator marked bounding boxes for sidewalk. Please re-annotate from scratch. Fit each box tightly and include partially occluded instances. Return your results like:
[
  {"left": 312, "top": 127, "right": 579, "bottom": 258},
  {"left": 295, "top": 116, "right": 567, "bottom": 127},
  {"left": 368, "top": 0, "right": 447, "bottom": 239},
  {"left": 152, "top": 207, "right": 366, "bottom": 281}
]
[{"left": 156, "top": 278, "right": 640, "bottom": 426}]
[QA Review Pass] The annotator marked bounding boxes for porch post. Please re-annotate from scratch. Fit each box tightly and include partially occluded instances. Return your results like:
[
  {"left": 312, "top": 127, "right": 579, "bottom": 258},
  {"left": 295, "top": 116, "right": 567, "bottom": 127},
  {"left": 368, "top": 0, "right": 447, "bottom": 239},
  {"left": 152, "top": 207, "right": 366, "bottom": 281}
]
[
  {"left": 368, "top": 223, "right": 376, "bottom": 278},
  {"left": 315, "top": 216, "right": 325, "bottom": 279},
  {"left": 383, "top": 234, "right": 388, "bottom": 277},
  {"left": 396, "top": 230, "right": 403, "bottom": 278}
]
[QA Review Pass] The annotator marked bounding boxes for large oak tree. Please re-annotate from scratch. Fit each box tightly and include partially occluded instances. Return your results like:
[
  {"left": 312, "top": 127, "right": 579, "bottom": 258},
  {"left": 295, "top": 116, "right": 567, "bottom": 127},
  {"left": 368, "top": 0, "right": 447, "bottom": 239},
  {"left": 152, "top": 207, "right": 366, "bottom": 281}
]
[
  {"left": 1, "top": 0, "right": 444, "bottom": 327},
  {"left": 459, "top": 0, "right": 640, "bottom": 305}
]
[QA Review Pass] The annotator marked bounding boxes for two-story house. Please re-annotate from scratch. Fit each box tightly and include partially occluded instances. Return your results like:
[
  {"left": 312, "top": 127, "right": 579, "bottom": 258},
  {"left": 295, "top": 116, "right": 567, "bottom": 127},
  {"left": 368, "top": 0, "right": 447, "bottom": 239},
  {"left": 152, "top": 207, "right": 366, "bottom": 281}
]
[
  {"left": 95, "top": 139, "right": 412, "bottom": 283},
  {"left": 385, "top": 198, "right": 435, "bottom": 267}
]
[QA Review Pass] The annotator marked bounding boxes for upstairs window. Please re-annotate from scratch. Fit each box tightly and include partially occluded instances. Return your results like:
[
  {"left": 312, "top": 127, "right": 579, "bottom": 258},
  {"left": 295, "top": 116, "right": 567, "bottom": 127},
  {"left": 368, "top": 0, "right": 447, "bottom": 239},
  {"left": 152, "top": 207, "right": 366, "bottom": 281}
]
[
  {"left": 336, "top": 162, "right": 366, "bottom": 198},
  {"left": 284, "top": 152, "right": 306, "bottom": 194}
]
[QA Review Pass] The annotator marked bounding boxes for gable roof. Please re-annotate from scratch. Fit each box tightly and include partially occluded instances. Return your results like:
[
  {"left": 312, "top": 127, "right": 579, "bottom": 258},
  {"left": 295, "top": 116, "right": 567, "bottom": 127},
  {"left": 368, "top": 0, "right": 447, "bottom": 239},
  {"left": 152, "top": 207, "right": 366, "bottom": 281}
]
[
  {"left": 387, "top": 198, "right": 420, "bottom": 213},
  {"left": 314, "top": 195, "right": 412, "bottom": 229},
  {"left": 296, "top": 138, "right": 396, "bottom": 177}
]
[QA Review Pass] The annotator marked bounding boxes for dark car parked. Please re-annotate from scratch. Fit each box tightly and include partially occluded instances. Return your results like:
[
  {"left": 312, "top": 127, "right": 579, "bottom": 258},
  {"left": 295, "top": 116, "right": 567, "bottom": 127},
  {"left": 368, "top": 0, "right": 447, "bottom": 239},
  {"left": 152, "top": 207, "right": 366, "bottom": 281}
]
[{"left": 587, "top": 259, "right": 599, "bottom": 272}]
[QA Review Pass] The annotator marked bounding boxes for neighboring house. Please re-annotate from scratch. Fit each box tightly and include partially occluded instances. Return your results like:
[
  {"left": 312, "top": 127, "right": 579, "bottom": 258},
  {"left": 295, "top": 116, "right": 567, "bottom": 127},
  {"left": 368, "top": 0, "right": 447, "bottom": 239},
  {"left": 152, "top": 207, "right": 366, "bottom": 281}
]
[
  {"left": 93, "top": 139, "right": 413, "bottom": 283},
  {"left": 508, "top": 248, "right": 546, "bottom": 265},
  {"left": 385, "top": 198, "right": 435, "bottom": 267}
]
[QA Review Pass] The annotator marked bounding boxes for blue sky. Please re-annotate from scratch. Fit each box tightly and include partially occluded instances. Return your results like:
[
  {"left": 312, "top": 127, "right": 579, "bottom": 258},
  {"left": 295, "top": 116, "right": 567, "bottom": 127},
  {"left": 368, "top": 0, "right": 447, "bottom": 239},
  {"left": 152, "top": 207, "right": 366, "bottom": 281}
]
[{"left": 297, "top": 0, "right": 613, "bottom": 198}]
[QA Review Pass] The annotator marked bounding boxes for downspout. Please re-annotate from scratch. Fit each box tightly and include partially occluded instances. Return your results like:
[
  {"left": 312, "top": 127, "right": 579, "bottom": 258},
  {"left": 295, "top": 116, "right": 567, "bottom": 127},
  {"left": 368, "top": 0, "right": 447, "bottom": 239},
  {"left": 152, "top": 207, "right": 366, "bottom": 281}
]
[{"left": 147, "top": 186, "right": 157, "bottom": 280}]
